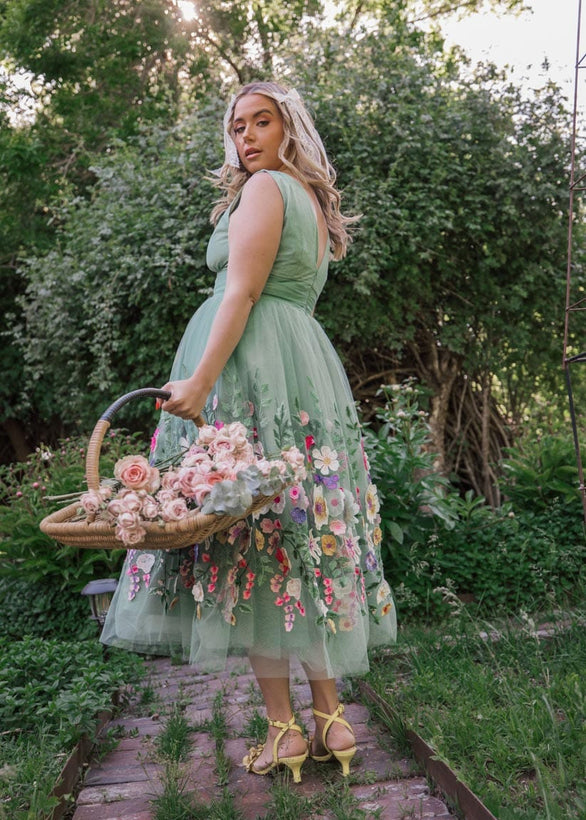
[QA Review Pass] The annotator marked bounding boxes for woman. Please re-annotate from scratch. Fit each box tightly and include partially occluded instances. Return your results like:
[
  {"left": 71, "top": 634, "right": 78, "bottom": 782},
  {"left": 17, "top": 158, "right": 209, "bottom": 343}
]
[{"left": 101, "top": 81, "right": 396, "bottom": 782}]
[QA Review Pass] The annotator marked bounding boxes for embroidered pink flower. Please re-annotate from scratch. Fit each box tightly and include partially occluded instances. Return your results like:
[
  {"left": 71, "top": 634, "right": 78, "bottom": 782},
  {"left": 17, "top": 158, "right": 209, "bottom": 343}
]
[
  {"left": 114, "top": 455, "right": 160, "bottom": 493},
  {"left": 150, "top": 427, "right": 160, "bottom": 453},
  {"left": 299, "top": 410, "right": 310, "bottom": 426},
  {"left": 330, "top": 519, "right": 347, "bottom": 535}
]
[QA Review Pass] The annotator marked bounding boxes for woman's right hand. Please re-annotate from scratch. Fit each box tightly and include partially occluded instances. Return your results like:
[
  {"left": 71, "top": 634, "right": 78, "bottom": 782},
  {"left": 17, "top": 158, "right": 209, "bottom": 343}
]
[{"left": 159, "top": 375, "right": 210, "bottom": 421}]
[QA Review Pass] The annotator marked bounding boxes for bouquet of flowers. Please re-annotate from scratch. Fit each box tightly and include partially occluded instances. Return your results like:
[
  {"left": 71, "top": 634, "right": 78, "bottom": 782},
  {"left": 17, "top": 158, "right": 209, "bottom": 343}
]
[{"left": 77, "top": 421, "right": 306, "bottom": 547}]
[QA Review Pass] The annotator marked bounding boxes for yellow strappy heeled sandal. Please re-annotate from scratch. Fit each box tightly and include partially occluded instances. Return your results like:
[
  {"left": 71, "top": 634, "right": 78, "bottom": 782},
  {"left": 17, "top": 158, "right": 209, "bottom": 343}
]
[
  {"left": 310, "top": 703, "right": 357, "bottom": 777},
  {"left": 242, "top": 715, "right": 308, "bottom": 784}
]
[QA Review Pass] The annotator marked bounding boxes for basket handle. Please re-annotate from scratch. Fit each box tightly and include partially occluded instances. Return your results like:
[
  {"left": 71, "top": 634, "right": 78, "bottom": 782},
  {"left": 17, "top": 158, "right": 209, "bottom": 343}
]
[{"left": 85, "top": 388, "right": 205, "bottom": 491}]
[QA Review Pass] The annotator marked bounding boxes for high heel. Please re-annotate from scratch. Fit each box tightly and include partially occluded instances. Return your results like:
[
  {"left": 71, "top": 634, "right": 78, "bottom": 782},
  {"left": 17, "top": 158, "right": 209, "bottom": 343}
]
[
  {"left": 310, "top": 703, "right": 357, "bottom": 777},
  {"left": 242, "top": 715, "right": 308, "bottom": 783}
]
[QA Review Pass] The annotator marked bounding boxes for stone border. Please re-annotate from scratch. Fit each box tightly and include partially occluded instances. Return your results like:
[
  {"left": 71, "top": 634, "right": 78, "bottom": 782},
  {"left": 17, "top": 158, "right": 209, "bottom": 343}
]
[
  {"left": 49, "top": 708, "right": 113, "bottom": 820},
  {"left": 358, "top": 681, "right": 498, "bottom": 820}
]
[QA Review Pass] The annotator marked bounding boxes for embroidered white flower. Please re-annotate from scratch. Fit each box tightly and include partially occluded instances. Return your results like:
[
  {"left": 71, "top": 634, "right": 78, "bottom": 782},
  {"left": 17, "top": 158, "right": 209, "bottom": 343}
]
[
  {"left": 192, "top": 581, "right": 204, "bottom": 602},
  {"left": 312, "top": 485, "right": 329, "bottom": 529},
  {"left": 136, "top": 553, "right": 156, "bottom": 573},
  {"left": 365, "top": 484, "right": 380, "bottom": 523},
  {"left": 286, "top": 577, "right": 302, "bottom": 599},
  {"left": 308, "top": 530, "right": 321, "bottom": 562},
  {"left": 312, "top": 446, "right": 340, "bottom": 475},
  {"left": 377, "top": 579, "right": 391, "bottom": 604}
]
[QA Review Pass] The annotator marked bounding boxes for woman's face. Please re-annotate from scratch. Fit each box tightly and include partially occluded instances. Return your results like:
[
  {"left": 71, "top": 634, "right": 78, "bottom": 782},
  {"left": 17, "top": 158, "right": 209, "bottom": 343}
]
[{"left": 232, "top": 93, "right": 285, "bottom": 174}]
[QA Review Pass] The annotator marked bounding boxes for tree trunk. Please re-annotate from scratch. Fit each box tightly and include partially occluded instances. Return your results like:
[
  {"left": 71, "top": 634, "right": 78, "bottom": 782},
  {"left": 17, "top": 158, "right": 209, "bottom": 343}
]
[{"left": 1, "top": 418, "right": 32, "bottom": 463}]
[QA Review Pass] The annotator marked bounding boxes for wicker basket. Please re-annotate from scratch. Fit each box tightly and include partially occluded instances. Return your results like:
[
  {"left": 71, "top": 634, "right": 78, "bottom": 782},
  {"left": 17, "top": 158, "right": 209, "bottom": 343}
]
[{"left": 40, "top": 388, "right": 282, "bottom": 550}]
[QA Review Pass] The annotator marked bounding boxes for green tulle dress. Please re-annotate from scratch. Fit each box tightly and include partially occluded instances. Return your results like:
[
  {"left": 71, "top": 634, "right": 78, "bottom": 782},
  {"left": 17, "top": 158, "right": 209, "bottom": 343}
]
[{"left": 100, "top": 170, "right": 396, "bottom": 679}]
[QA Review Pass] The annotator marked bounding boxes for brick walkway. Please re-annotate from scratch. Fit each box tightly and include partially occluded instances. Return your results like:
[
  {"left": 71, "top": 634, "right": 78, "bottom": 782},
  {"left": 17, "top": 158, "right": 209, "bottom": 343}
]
[{"left": 73, "top": 656, "right": 456, "bottom": 819}]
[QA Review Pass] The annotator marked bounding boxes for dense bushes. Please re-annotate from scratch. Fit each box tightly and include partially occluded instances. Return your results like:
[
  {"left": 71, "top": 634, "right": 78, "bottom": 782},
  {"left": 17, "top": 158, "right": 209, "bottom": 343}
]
[
  {"left": 0, "top": 431, "right": 147, "bottom": 816},
  {"left": 366, "top": 382, "right": 586, "bottom": 619}
]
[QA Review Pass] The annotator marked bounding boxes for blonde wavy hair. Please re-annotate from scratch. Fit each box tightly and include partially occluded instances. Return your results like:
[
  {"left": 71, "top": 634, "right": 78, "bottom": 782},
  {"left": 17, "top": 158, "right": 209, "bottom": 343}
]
[{"left": 210, "top": 81, "right": 357, "bottom": 261}]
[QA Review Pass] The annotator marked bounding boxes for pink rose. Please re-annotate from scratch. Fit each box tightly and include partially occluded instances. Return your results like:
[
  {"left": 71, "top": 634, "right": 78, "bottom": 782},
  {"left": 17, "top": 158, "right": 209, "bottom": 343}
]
[
  {"left": 224, "top": 422, "right": 250, "bottom": 452},
  {"left": 181, "top": 448, "right": 212, "bottom": 468},
  {"left": 117, "top": 510, "right": 142, "bottom": 530},
  {"left": 255, "top": 458, "right": 273, "bottom": 475},
  {"left": 193, "top": 484, "right": 213, "bottom": 507},
  {"left": 107, "top": 496, "right": 126, "bottom": 516},
  {"left": 161, "top": 470, "right": 181, "bottom": 491},
  {"left": 177, "top": 466, "right": 209, "bottom": 498},
  {"left": 196, "top": 425, "right": 218, "bottom": 446},
  {"left": 156, "top": 488, "right": 178, "bottom": 504},
  {"left": 118, "top": 489, "right": 143, "bottom": 513},
  {"left": 208, "top": 435, "right": 237, "bottom": 457},
  {"left": 211, "top": 459, "right": 237, "bottom": 479},
  {"left": 330, "top": 519, "right": 347, "bottom": 535},
  {"left": 79, "top": 490, "right": 103, "bottom": 516},
  {"left": 141, "top": 495, "right": 160, "bottom": 519},
  {"left": 114, "top": 455, "right": 160, "bottom": 493},
  {"left": 161, "top": 497, "right": 189, "bottom": 521},
  {"left": 299, "top": 411, "right": 310, "bottom": 426},
  {"left": 282, "top": 447, "right": 307, "bottom": 480},
  {"left": 207, "top": 471, "right": 225, "bottom": 486},
  {"left": 116, "top": 523, "right": 147, "bottom": 546}
]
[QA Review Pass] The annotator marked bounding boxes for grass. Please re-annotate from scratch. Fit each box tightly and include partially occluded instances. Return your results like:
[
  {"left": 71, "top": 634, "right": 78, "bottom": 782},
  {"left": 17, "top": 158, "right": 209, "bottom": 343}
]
[
  {"left": 150, "top": 686, "right": 244, "bottom": 820},
  {"left": 0, "top": 730, "right": 64, "bottom": 819},
  {"left": 154, "top": 705, "right": 193, "bottom": 762},
  {"left": 365, "top": 605, "right": 586, "bottom": 820}
]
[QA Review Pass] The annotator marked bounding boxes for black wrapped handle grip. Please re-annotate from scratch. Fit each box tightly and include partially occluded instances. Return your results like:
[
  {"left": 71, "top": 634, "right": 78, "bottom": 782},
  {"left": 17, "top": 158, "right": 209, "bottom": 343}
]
[{"left": 86, "top": 388, "right": 204, "bottom": 491}]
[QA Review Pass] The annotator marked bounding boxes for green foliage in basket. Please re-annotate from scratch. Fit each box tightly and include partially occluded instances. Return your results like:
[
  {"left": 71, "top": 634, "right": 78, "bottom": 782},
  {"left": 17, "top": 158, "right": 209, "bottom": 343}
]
[
  {"left": 367, "top": 381, "right": 586, "bottom": 619},
  {"left": 0, "top": 431, "right": 145, "bottom": 589}
]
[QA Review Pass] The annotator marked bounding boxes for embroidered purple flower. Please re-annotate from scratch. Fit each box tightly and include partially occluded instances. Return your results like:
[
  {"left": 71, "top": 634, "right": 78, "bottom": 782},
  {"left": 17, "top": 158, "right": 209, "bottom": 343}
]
[
  {"left": 128, "top": 574, "right": 140, "bottom": 601},
  {"left": 365, "top": 550, "right": 378, "bottom": 571},
  {"left": 291, "top": 507, "right": 307, "bottom": 524}
]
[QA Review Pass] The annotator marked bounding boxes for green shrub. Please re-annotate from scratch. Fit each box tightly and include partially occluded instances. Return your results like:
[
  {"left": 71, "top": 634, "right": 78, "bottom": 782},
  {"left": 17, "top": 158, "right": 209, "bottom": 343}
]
[
  {"left": 500, "top": 433, "right": 582, "bottom": 512},
  {"left": 0, "top": 576, "right": 96, "bottom": 641},
  {"left": 364, "top": 381, "right": 457, "bottom": 551},
  {"left": 368, "top": 382, "right": 586, "bottom": 619},
  {"left": 0, "top": 636, "right": 143, "bottom": 746},
  {"left": 0, "top": 636, "right": 145, "bottom": 817}
]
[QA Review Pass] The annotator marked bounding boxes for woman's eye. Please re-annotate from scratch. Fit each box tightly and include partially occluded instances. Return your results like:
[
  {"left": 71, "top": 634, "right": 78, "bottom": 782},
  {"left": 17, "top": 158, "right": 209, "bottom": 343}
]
[
  {"left": 257, "top": 119, "right": 269, "bottom": 127},
  {"left": 234, "top": 126, "right": 244, "bottom": 135}
]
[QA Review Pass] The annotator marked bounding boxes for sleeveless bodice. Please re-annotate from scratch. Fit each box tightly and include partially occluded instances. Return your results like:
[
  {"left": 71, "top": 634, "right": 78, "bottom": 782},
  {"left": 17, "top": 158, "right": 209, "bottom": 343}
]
[{"left": 206, "top": 170, "right": 329, "bottom": 314}]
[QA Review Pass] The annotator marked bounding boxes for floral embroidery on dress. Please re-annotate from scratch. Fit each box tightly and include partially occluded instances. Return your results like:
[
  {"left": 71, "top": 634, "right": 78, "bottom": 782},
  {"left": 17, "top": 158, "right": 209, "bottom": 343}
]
[{"left": 124, "top": 392, "right": 394, "bottom": 636}]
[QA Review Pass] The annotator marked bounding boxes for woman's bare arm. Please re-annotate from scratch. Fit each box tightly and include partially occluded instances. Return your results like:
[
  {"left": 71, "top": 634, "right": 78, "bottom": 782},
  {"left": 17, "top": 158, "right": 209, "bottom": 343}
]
[{"left": 160, "top": 172, "right": 284, "bottom": 419}]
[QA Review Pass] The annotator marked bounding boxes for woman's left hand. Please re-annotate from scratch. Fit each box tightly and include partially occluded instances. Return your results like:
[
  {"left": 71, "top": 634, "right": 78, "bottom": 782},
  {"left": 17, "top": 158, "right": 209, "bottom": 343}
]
[{"left": 159, "top": 376, "right": 209, "bottom": 421}]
